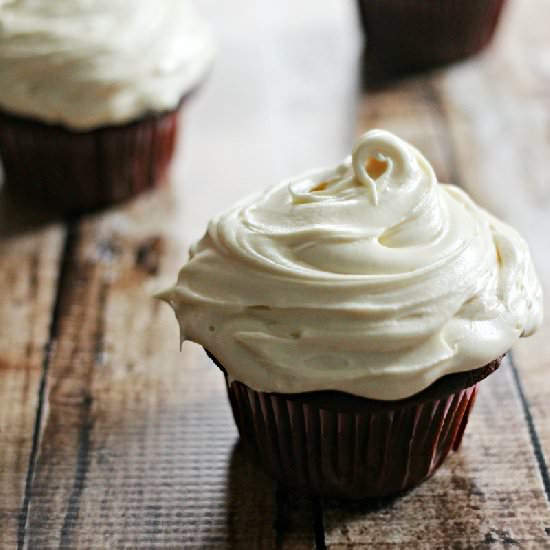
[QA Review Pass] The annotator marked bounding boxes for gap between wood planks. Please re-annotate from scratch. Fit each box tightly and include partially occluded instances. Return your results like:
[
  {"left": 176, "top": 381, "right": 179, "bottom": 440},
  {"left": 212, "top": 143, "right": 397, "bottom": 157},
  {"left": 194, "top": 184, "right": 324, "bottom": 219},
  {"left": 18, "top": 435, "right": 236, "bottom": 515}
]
[
  {"left": 16, "top": 223, "right": 76, "bottom": 550},
  {"left": 423, "top": 77, "right": 550, "bottom": 506},
  {"left": 509, "top": 351, "right": 550, "bottom": 504},
  {"left": 17, "top": 222, "right": 75, "bottom": 549},
  {"left": 15, "top": 216, "right": 320, "bottom": 548}
]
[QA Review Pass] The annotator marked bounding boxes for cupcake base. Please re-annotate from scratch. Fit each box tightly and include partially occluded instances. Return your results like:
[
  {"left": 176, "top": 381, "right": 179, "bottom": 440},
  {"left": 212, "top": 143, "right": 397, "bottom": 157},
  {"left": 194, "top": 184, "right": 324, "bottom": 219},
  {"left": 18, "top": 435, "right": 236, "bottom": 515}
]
[
  {"left": 357, "top": 0, "right": 508, "bottom": 73},
  {"left": 0, "top": 105, "right": 182, "bottom": 213},
  {"left": 207, "top": 351, "right": 501, "bottom": 499}
]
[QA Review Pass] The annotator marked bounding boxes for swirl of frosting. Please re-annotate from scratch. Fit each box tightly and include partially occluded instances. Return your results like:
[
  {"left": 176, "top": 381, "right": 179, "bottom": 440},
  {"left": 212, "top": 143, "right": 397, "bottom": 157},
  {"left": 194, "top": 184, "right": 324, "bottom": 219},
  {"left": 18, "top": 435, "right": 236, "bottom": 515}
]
[
  {"left": 160, "top": 130, "right": 542, "bottom": 400},
  {"left": 0, "top": 0, "right": 214, "bottom": 130}
]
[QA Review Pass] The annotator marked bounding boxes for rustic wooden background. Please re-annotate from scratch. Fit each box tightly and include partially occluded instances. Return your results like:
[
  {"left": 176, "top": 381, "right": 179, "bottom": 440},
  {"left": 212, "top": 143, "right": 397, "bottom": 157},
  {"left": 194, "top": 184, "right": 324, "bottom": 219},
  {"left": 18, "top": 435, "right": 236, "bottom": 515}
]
[{"left": 1, "top": 0, "right": 550, "bottom": 548}]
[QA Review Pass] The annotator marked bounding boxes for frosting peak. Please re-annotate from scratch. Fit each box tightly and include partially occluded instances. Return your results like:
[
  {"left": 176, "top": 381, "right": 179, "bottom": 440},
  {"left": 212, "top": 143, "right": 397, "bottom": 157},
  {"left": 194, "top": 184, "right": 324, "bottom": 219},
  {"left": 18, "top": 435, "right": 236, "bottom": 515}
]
[
  {"left": 352, "top": 129, "right": 421, "bottom": 204},
  {"left": 160, "top": 130, "right": 542, "bottom": 400},
  {"left": 290, "top": 129, "right": 423, "bottom": 206}
]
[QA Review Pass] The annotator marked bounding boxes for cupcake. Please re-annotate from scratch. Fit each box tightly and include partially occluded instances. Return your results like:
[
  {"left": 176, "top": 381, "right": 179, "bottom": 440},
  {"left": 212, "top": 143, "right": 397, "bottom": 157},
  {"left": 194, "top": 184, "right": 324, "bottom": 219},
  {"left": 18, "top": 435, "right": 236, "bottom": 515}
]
[
  {"left": 357, "top": 0, "right": 508, "bottom": 74},
  {"left": 0, "top": 0, "right": 214, "bottom": 212},
  {"left": 158, "top": 130, "right": 542, "bottom": 499}
]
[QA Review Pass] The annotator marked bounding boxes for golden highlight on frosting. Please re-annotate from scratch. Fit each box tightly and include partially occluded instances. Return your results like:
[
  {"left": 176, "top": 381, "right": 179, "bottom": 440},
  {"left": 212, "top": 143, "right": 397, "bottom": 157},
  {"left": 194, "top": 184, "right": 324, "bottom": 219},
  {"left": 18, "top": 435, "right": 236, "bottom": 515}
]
[
  {"left": 0, "top": 0, "right": 214, "bottom": 130},
  {"left": 160, "top": 130, "right": 542, "bottom": 400}
]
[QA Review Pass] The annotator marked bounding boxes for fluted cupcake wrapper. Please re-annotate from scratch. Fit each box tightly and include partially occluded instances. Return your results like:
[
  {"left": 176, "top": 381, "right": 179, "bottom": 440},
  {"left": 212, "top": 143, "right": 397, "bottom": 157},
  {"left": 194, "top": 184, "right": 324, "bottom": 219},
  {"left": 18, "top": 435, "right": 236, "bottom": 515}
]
[
  {"left": 357, "top": 0, "right": 508, "bottom": 73},
  {"left": 226, "top": 378, "right": 479, "bottom": 499},
  {"left": 0, "top": 105, "right": 181, "bottom": 213}
]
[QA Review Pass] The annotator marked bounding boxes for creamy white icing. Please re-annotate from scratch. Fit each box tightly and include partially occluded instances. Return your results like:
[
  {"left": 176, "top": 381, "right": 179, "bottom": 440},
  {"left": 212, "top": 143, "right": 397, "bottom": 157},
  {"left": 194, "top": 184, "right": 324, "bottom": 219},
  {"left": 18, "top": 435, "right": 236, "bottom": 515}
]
[
  {"left": 0, "top": 0, "right": 214, "bottom": 130},
  {"left": 159, "top": 130, "right": 542, "bottom": 400}
]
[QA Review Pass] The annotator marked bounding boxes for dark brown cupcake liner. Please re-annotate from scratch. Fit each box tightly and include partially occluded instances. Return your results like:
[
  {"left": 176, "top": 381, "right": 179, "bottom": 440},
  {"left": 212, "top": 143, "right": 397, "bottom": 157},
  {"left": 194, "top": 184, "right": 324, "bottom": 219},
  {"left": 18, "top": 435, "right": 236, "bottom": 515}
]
[
  {"left": 0, "top": 104, "right": 182, "bottom": 213},
  {"left": 357, "top": 0, "right": 508, "bottom": 73},
  {"left": 207, "top": 350, "right": 501, "bottom": 499}
]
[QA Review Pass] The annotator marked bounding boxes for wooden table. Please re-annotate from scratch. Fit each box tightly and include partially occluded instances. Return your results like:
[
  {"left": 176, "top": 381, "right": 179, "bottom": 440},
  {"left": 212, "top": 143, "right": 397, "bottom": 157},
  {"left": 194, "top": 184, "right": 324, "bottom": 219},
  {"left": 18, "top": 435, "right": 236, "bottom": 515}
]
[{"left": 1, "top": 1, "right": 550, "bottom": 548}]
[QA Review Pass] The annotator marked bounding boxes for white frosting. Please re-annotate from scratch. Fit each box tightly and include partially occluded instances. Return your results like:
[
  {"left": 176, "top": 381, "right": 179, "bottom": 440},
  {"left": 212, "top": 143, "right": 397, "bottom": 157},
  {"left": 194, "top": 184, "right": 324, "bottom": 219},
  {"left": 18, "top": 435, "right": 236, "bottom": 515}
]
[
  {"left": 160, "top": 130, "right": 542, "bottom": 400},
  {"left": 0, "top": 0, "right": 214, "bottom": 130}
]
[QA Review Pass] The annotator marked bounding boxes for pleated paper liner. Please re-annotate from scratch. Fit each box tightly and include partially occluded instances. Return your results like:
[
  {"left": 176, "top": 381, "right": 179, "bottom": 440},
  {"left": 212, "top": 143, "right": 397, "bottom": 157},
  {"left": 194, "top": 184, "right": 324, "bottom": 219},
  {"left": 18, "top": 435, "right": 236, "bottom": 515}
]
[
  {"left": 207, "top": 351, "right": 502, "bottom": 500},
  {"left": 0, "top": 103, "right": 181, "bottom": 213},
  {"left": 357, "top": 0, "right": 508, "bottom": 74}
]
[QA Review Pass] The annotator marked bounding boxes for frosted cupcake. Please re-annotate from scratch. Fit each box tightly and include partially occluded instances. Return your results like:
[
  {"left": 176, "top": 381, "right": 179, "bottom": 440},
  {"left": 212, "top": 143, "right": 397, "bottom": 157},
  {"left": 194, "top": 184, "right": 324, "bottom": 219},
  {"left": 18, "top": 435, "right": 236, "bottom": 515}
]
[
  {"left": 0, "top": 0, "right": 214, "bottom": 212},
  {"left": 357, "top": 0, "right": 508, "bottom": 74},
  {"left": 159, "top": 130, "right": 542, "bottom": 499}
]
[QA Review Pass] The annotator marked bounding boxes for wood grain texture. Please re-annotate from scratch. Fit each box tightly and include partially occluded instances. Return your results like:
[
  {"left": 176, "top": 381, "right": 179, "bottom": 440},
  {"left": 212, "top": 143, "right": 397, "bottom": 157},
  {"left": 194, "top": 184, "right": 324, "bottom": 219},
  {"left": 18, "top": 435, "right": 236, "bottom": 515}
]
[
  {"left": 434, "top": 0, "right": 550, "bottom": 485},
  {"left": 23, "top": 191, "right": 316, "bottom": 549},
  {"left": 0, "top": 200, "right": 64, "bottom": 548},
  {"left": 23, "top": 193, "right": 277, "bottom": 548}
]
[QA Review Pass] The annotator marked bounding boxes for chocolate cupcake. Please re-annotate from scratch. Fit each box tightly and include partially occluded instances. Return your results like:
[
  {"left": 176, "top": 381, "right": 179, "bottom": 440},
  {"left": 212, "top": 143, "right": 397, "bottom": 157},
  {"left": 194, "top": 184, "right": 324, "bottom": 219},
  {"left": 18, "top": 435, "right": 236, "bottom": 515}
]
[
  {"left": 159, "top": 130, "right": 542, "bottom": 499},
  {"left": 357, "top": 0, "right": 508, "bottom": 74},
  {"left": 0, "top": 0, "right": 214, "bottom": 212}
]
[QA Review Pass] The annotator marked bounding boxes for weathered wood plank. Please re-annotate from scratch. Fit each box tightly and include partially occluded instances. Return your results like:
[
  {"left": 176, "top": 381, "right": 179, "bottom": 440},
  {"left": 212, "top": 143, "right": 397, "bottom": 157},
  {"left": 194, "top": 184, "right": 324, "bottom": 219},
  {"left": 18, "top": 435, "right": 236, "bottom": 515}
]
[
  {"left": 0, "top": 196, "right": 64, "bottom": 548},
  {"left": 23, "top": 195, "right": 282, "bottom": 549},
  {"left": 22, "top": 1, "right": 359, "bottom": 547},
  {"left": 435, "top": 0, "right": 550, "bottom": 486},
  {"left": 323, "top": 3, "right": 550, "bottom": 540},
  {"left": 24, "top": 193, "right": 316, "bottom": 549}
]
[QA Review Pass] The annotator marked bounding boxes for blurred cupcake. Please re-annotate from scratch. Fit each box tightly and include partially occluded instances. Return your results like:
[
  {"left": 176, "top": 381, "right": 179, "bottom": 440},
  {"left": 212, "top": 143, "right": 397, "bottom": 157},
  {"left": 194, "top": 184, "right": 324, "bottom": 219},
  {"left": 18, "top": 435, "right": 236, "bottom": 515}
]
[
  {"left": 159, "top": 130, "right": 542, "bottom": 499},
  {"left": 357, "top": 0, "right": 508, "bottom": 74},
  {"left": 0, "top": 0, "right": 214, "bottom": 212}
]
